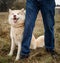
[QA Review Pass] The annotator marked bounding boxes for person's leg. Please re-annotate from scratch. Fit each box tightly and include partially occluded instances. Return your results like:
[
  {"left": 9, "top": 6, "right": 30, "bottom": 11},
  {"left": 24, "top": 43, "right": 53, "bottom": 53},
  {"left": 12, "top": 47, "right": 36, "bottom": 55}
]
[
  {"left": 40, "top": 0, "right": 55, "bottom": 50},
  {"left": 21, "top": 0, "right": 39, "bottom": 56}
]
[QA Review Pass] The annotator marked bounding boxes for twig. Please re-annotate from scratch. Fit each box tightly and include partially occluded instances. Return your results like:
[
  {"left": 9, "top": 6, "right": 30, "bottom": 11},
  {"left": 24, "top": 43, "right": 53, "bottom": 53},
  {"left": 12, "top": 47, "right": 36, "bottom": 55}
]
[{"left": 29, "top": 51, "right": 41, "bottom": 59}]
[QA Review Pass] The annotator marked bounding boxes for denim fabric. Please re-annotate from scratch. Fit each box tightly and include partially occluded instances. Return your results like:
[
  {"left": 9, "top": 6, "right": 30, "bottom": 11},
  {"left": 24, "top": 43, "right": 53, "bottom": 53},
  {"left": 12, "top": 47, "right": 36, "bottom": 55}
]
[{"left": 21, "top": 0, "right": 55, "bottom": 55}]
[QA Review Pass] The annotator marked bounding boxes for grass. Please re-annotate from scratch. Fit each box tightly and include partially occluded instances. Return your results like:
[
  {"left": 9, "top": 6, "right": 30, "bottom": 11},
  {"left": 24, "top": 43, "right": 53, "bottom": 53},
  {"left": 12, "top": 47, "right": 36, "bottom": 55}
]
[{"left": 0, "top": 10, "right": 60, "bottom": 63}]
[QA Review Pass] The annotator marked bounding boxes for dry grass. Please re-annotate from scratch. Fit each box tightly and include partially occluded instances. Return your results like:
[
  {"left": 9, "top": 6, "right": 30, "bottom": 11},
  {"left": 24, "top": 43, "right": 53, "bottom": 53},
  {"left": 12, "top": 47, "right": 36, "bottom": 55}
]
[{"left": 0, "top": 10, "right": 60, "bottom": 63}]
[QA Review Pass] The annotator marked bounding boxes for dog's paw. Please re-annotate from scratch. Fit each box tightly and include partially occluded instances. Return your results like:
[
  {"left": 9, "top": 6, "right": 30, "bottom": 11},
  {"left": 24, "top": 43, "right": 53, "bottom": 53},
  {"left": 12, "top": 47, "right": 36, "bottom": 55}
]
[
  {"left": 7, "top": 53, "right": 13, "bottom": 56},
  {"left": 15, "top": 56, "right": 19, "bottom": 61}
]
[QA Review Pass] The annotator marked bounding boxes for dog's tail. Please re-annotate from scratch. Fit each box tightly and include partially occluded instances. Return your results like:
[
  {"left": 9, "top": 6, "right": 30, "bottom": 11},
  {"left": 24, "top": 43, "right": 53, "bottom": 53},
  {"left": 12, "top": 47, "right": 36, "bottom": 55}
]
[{"left": 35, "top": 35, "right": 44, "bottom": 47}]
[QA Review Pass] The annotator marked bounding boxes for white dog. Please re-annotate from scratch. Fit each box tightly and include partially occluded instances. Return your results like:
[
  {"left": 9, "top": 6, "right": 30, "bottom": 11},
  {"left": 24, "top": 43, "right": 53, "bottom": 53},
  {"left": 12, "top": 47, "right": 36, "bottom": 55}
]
[{"left": 8, "top": 8, "right": 44, "bottom": 61}]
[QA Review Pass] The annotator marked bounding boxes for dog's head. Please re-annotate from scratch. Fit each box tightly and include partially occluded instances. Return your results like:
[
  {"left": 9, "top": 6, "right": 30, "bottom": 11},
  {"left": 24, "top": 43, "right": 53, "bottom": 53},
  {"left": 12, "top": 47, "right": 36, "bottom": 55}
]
[{"left": 8, "top": 8, "right": 25, "bottom": 27}]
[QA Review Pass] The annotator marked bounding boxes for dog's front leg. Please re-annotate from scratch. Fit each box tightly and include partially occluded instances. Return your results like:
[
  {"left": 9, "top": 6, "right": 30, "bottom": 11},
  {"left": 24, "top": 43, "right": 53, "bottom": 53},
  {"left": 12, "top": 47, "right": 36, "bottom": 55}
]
[
  {"left": 8, "top": 38, "right": 15, "bottom": 56},
  {"left": 15, "top": 42, "right": 21, "bottom": 61}
]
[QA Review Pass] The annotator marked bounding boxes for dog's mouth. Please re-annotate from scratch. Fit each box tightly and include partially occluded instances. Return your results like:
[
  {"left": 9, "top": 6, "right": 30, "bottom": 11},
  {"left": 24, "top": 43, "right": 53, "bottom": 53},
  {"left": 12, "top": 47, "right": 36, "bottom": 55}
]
[{"left": 13, "top": 18, "right": 19, "bottom": 23}]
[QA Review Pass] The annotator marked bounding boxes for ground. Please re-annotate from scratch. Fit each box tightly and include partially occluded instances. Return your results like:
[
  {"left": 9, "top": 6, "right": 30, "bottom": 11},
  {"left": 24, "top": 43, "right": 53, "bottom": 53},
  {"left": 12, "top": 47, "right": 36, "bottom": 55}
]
[{"left": 0, "top": 10, "right": 60, "bottom": 63}]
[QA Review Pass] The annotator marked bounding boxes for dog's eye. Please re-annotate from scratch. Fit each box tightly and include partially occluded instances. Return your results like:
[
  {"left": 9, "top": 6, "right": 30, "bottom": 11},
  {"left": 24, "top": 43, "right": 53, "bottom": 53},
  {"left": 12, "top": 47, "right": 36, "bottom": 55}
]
[
  {"left": 17, "top": 13, "right": 20, "bottom": 15},
  {"left": 12, "top": 13, "right": 14, "bottom": 15}
]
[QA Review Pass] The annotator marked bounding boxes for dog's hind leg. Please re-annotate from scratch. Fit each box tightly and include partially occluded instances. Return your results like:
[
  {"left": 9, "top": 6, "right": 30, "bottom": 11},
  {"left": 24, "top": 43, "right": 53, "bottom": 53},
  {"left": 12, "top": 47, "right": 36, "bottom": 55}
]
[
  {"left": 8, "top": 38, "right": 15, "bottom": 56},
  {"left": 35, "top": 35, "right": 44, "bottom": 47}
]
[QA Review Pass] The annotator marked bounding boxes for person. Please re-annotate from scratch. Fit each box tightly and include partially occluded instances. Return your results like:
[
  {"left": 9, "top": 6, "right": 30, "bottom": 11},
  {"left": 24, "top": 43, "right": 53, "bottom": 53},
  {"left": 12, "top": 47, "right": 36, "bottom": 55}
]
[{"left": 20, "top": 0, "right": 57, "bottom": 59}]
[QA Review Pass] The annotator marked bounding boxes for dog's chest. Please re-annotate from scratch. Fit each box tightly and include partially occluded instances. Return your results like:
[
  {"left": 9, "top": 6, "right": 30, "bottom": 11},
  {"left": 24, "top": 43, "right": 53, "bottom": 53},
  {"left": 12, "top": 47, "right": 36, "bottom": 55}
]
[{"left": 11, "top": 27, "right": 24, "bottom": 42}]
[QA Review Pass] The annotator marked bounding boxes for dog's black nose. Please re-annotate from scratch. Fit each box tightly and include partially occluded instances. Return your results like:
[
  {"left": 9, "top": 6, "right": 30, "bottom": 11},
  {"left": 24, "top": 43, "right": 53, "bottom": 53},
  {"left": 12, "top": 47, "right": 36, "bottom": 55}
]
[
  {"left": 13, "top": 15, "right": 17, "bottom": 20},
  {"left": 13, "top": 15, "right": 16, "bottom": 18}
]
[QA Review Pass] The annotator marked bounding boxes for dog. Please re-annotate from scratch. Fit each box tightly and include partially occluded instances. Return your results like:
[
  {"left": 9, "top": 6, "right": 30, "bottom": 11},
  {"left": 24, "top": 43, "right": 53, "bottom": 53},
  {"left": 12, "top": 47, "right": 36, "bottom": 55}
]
[{"left": 8, "top": 8, "right": 44, "bottom": 61}]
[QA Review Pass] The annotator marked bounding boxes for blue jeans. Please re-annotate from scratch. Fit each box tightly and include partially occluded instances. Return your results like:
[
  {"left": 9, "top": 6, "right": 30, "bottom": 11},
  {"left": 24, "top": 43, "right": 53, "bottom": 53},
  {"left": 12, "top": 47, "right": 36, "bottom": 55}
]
[{"left": 21, "top": 0, "right": 55, "bottom": 55}]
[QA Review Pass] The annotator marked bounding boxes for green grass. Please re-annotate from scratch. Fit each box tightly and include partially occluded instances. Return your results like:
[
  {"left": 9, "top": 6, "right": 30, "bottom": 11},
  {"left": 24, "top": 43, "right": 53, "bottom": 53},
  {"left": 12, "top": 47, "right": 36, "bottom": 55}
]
[{"left": 0, "top": 10, "right": 60, "bottom": 63}]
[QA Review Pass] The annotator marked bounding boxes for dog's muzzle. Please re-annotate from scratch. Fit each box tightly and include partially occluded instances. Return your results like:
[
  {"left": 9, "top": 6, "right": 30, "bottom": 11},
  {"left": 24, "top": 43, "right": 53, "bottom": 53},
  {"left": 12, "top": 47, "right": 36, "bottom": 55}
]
[
  {"left": 13, "top": 18, "right": 18, "bottom": 23},
  {"left": 13, "top": 15, "right": 19, "bottom": 23}
]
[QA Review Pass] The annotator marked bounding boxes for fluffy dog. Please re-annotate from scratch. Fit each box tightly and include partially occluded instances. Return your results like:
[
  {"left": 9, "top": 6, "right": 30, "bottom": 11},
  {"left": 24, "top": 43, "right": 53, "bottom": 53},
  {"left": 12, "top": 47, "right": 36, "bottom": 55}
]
[{"left": 8, "top": 8, "right": 44, "bottom": 61}]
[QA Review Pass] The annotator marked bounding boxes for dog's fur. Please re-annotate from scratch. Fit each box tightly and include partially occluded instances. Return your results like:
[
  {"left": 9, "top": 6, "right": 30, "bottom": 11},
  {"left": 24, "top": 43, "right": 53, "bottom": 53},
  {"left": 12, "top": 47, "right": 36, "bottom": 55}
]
[{"left": 8, "top": 8, "right": 44, "bottom": 61}]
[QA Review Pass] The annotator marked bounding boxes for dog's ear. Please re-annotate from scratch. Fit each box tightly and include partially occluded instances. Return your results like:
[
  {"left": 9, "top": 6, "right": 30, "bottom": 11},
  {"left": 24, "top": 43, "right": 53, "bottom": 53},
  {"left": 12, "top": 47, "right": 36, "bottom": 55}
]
[
  {"left": 20, "top": 8, "right": 25, "bottom": 15},
  {"left": 9, "top": 9, "right": 12, "bottom": 13},
  {"left": 21, "top": 8, "right": 24, "bottom": 12}
]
